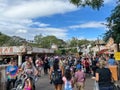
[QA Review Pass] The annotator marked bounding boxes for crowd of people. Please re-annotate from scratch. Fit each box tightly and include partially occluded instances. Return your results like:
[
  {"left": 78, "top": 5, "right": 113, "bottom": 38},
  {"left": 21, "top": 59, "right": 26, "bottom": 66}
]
[{"left": 5, "top": 54, "right": 118, "bottom": 90}]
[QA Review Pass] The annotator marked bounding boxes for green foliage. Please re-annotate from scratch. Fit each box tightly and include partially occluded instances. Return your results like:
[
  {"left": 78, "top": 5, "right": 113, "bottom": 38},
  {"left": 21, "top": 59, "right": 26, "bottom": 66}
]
[
  {"left": 103, "top": 30, "right": 113, "bottom": 42},
  {"left": 0, "top": 32, "right": 11, "bottom": 46},
  {"left": 70, "top": 48, "right": 77, "bottom": 53},
  {"left": 0, "top": 32, "right": 26, "bottom": 46},
  {"left": 70, "top": 0, "right": 104, "bottom": 10},
  {"left": 28, "top": 43, "right": 41, "bottom": 48},
  {"left": 69, "top": 37, "right": 78, "bottom": 47},
  {"left": 54, "top": 50, "right": 61, "bottom": 55},
  {"left": 104, "top": 4, "right": 120, "bottom": 51},
  {"left": 6, "top": 39, "right": 21, "bottom": 46},
  {"left": 34, "top": 35, "right": 66, "bottom": 48},
  {"left": 68, "top": 37, "right": 91, "bottom": 48},
  {"left": 54, "top": 49, "right": 66, "bottom": 55},
  {"left": 78, "top": 39, "right": 90, "bottom": 46},
  {"left": 65, "top": 38, "right": 92, "bottom": 54},
  {"left": 34, "top": 34, "right": 43, "bottom": 45},
  {"left": 61, "top": 49, "right": 66, "bottom": 55},
  {"left": 106, "top": 5, "right": 120, "bottom": 43}
]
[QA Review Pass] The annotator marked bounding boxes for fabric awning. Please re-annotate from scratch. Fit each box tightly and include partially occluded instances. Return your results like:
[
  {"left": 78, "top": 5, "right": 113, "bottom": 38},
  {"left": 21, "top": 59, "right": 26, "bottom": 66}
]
[{"left": 98, "top": 49, "right": 108, "bottom": 54}]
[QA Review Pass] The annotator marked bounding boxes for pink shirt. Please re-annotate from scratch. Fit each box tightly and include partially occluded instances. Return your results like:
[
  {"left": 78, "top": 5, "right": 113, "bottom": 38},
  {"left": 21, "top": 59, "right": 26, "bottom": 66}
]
[
  {"left": 75, "top": 71, "right": 85, "bottom": 83},
  {"left": 24, "top": 86, "right": 32, "bottom": 90}
]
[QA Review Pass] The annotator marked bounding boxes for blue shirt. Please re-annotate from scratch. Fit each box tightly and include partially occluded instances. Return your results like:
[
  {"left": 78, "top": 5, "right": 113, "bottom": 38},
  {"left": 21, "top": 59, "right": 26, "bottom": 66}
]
[
  {"left": 64, "top": 80, "right": 72, "bottom": 90},
  {"left": 108, "top": 59, "right": 116, "bottom": 65},
  {"left": 6, "top": 65, "right": 18, "bottom": 76},
  {"left": 76, "top": 64, "right": 81, "bottom": 70}
]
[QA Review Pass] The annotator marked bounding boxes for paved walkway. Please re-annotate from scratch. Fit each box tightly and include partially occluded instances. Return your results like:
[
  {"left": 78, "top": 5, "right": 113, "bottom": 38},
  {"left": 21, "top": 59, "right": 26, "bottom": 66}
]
[{"left": 36, "top": 75, "right": 95, "bottom": 90}]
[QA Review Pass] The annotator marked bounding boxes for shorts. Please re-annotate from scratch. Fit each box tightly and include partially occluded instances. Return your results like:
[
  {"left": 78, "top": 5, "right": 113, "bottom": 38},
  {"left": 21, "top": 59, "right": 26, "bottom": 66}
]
[
  {"left": 53, "top": 79, "right": 63, "bottom": 85},
  {"left": 76, "top": 82, "right": 84, "bottom": 90},
  {"left": 36, "top": 66, "right": 42, "bottom": 71}
]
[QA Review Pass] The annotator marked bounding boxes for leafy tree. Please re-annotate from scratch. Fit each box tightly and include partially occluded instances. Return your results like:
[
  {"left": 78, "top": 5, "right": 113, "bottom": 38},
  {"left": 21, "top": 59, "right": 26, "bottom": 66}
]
[
  {"left": 34, "top": 34, "right": 43, "bottom": 45},
  {"left": 34, "top": 35, "right": 66, "bottom": 48},
  {"left": 69, "top": 37, "right": 78, "bottom": 47},
  {"left": 6, "top": 36, "right": 27, "bottom": 46},
  {"left": 55, "top": 49, "right": 66, "bottom": 55},
  {"left": 66, "top": 38, "right": 92, "bottom": 54},
  {"left": 68, "top": 38, "right": 91, "bottom": 47},
  {"left": 104, "top": 3, "right": 120, "bottom": 51},
  {"left": 70, "top": 0, "right": 104, "bottom": 10},
  {"left": 6, "top": 39, "right": 21, "bottom": 46},
  {"left": 78, "top": 39, "right": 90, "bottom": 46},
  {"left": 70, "top": 0, "right": 120, "bottom": 10},
  {"left": 0, "top": 33, "right": 11, "bottom": 46}
]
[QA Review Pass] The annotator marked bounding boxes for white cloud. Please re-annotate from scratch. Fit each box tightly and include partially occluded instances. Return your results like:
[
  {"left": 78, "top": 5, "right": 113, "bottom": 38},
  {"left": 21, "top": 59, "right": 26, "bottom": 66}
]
[
  {"left": 78, "top": 36, "right": 85, "bottom": 40},
  {"left": 36, "top": 27, "right": 68, "bottom": 39},
  {"left": 87, "top": 38, "right": 97, "bottom": 41},
  {"left": 33, "top": 22, "right": 50, "bottom": 27},
  {"left": 0, "top": 17, "right": 68, "bottom": 40},
  {"left": 0, "top": 0, "right": 77, "bottom": 40},
  {"left": 69, "top": 21, "right": 106, "bottom": 29},
  {"left": 16, "top": 29, "right": 27, "bottom": 34},
  {"left": 104, "top": 0, "right": 113, "bottom": 4},
  {"left": 1, "top": 0, "right": 77, "bottom": 19},
  {"left": 0, "top": 0, "right": 113, "bottom": 41},
  {"left": 77, "top": 36, "right": 96, "bottom": 41}
]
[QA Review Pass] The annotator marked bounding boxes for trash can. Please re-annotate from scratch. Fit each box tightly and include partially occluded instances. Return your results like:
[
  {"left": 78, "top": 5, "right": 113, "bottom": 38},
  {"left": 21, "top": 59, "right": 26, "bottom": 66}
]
[{"left": 0, "top": 65, "right": 8, "bottom": 90}]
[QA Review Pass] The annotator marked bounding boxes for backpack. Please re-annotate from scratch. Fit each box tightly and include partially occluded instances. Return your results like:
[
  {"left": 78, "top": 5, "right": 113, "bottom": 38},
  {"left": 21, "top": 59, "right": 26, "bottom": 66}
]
[
  {"left": 64, "top": 80, "right": 72, "bottom": 90},
  {"left": 51, "top": 69, "right": 63, "bottom": 84}
]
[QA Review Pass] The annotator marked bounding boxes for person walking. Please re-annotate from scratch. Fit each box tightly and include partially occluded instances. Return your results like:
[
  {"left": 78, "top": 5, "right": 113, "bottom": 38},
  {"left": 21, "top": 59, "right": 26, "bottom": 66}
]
[
  {"left": 21, "top": 56, "right": 38, "bottom": 76},
  {"left": 91, "top": 57, "right": 99, "bottom": 79},
  {"left": 74, "top": 65, "right": 85, "bottom": 90},
  {"left": 95, "top": 60, "right": 114, "bottom": 90},
  {"left": 107, "top": 54, "right": 117, "bottom": 66},
  {"left": 6, "top": 58, "right": 18, "bottom": 90},
  {"left": 35, "top": 57, "right": 43, "bottom": 77},
  {"left": 62, "top": 68, "right": 74, "bottom": 90},
  {"left": 43, "top": 56, "right": 49, "bottom": 74},
  {"left": 49, "top": 58, "right": 63, "bottom": 90}
]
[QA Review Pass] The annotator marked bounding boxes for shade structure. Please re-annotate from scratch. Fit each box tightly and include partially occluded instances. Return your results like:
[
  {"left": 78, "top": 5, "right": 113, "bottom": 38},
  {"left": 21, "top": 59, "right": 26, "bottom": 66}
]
[{"left": 97, "top": 49, "right": 108, "bottom": 54}]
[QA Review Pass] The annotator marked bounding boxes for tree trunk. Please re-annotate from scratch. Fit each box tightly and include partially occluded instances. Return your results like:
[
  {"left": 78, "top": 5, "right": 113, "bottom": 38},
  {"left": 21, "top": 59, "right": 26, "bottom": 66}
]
[{"left": 116, "top": 43, "right": 120, "bottom": 52}]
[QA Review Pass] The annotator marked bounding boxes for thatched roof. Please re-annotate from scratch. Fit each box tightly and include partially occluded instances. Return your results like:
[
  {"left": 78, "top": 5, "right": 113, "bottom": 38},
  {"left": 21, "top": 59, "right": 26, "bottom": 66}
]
[{"left": 95, "top": 40, "right": 106, "bottom": 45}]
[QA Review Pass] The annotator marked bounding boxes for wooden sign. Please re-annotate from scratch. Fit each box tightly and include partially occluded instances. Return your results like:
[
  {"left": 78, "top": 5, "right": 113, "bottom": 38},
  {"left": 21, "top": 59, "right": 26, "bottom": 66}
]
[{"left": 0, "top": 46, "right": 26, "bottom": 55}]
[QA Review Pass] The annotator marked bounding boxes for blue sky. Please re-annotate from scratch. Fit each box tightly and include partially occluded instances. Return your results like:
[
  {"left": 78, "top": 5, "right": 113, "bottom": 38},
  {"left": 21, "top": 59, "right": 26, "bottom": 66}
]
[{"left": 0, "top": 0, "right": 117, "bottom": 41}]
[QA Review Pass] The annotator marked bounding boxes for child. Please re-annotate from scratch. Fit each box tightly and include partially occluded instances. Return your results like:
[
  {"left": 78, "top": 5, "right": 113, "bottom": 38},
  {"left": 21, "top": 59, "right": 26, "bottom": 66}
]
[
  {"left": 24, "top": 78, "right": 32, "bottom": 90},
  {"left": 62, "top": 69, "right": 74, "bottom": 90}
]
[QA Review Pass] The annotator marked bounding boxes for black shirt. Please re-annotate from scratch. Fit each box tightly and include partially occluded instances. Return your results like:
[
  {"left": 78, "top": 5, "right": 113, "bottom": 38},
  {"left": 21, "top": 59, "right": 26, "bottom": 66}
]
[{"left": 96, "top": 68, "right": 113, "bottom": 87}]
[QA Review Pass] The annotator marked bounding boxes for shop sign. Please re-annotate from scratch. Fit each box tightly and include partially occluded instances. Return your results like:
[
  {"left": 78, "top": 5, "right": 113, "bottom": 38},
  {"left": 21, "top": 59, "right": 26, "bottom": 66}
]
[
  {"left": 114, "top": 52, "right": 120, "bottom": 60},
  {"left": 0, "top": 46, "right": 26, "bottom": 55}
]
